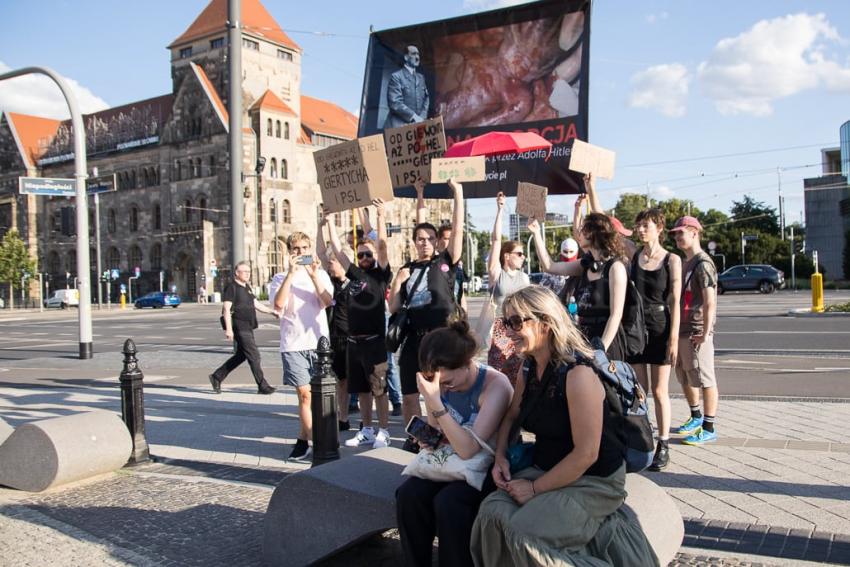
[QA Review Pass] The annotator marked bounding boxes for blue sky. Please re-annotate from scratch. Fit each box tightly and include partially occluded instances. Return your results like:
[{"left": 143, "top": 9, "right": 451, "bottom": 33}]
[{"left": 2, "top": 0, "right": 849, "bottom": 233}]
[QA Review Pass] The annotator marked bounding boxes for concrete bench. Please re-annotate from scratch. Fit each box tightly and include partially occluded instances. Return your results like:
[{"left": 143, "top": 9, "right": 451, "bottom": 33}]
[
  {"left": 0, "top": 417, "right": 12, "bottom": 446},
  {"left": 0, "top": 411, "right": 132, "bottom": 492},
  {"left": 262, "top": 447, "right": 683, "bottom": 566}
]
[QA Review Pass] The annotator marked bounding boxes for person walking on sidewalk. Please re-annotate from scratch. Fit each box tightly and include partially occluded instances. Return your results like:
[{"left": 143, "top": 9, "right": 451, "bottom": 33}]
[
  {"left": 270, "top": 232, "right": 334, "bottom": 461},
  {"left": 327, "top": 199, "right": 393, "bottom": 450},
  {"left": 670, "top": 216, "right": 719, "bottom": 445},
  {"left": 629, "top": 208, "right": 682, "bottom": 470},
  {"left": 209, "top": 262, "right": 277, "bottom": 395}
]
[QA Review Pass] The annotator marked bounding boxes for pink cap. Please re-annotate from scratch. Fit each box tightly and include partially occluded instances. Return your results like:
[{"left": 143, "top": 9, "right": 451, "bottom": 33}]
[
  {"left": 608, "top": 216, "right": 633, "bottom": 237},
  {"left": 669, "top": 216, "right": 703, "bottom": 233}
]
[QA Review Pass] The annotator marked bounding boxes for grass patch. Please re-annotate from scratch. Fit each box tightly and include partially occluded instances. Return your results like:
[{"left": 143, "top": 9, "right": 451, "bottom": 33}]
[{"left": 825, "top": 301, "right": 850, "bottom": 313}]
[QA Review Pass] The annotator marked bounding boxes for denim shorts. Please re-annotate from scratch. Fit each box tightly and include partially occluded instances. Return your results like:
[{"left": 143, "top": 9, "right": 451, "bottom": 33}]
[{"left": 281, "top": 350, "right": 316, "bottom": 388}]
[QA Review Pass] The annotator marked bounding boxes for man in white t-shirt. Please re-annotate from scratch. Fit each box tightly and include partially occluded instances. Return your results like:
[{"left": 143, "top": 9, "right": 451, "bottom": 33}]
[{"left": 269, "top": 231, "right": 333, "bottom": 461}]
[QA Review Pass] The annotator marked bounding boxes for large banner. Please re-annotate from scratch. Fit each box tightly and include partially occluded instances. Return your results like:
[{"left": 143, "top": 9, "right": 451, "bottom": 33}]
[{"left": 358, "top": 0, "right": 590, "bottom": 199}]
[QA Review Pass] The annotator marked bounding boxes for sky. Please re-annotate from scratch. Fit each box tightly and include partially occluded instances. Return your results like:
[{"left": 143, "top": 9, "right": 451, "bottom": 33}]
[{"left": 2, "top": 0, "right": 850, "bottom": 234}]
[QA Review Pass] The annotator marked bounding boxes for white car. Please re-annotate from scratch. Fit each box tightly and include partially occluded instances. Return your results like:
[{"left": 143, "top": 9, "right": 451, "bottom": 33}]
[{"left": 44, "top": 289, "right": 79, "bottom": 309}]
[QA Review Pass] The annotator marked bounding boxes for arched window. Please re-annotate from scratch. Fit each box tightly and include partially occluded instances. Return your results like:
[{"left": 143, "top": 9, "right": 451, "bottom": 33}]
[
  {"left": 130, "top": 170, "right": 136, "bottom": 188},
  {"left": 184, "top": 199, "right": 192, "bottom": 223},
  {"left": 267, "top": 118, "right": 273, "bottom": 136},
  {"left": 269, "top": 199, "right": 277, "bottom": 223},
  {"left": 153, "top": 203, "right": 161, "bottom": 230},
  {"left": 281, "top": 159, "right": 288, "bottom": 180},
  {"left": 199, "top": 197, "right": 207, "bottom": 222},
  {"left": 150, "top": 244, "right": 162, "bottom": 270},
  {"left": 284, "top": 122, "right": 290, "bottom": 140},
  {"left": 129, "top": 206, "right": 139, "bottom": 232},
  {"left": 275, "top": 120, "right": 281, "bottom": 138},
  {"left": 281, "top": 199, "right": 291, "bottom": 224},
  {"left": 107, "top": 209, "right": 116, "bottom": 234},
  {"left": 268, "top": 238, "right": 284, "bottom": 275},
  {"left": 67, "top": 250, "right": 77, "bottom": 273},
  {"left": 129, "top": 246, "right": 143, "bottom": 271},
  {"left": 193, "top": 158, "right": 202, "bottom": 178},
  {"left": 208, "top": 155, "right": 216, "bottom": 176},
  {"left": 151, "top": 167, "right": 159, "bottom": 185},
  {"left": 175, "top": 161, "right": 182, "bottom": 181},
  {"left": 48, "top": 251, "right": 61, "bottom": 274},
  {"left": 269, "top": 158, "right": 277, "bottom": 178},
  {"left": 107, "top": 247, "right": 121, "bottom": 270}
]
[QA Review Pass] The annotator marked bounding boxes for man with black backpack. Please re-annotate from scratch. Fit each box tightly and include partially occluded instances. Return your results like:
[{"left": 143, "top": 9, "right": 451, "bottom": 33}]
[{"left": 670, "top": 216, "right": 719, "bottom": 445}]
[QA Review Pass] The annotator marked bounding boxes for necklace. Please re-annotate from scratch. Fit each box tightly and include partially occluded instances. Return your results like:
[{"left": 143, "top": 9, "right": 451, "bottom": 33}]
[{"left": 642, "top": 245, "right": 662, "bottom": 262}]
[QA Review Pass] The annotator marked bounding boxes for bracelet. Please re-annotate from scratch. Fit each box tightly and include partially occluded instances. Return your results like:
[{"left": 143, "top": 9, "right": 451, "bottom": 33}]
[{"left": 530, "top": 479, "right": 536, "bottom": 495}]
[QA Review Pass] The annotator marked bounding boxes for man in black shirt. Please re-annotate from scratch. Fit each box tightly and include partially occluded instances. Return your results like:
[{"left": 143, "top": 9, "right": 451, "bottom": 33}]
[
  {"left": 327, "top": 199, "right": 393, "bottom": 449},
  {"left": 209, "top": 261, "right": 278, "bottom": 394}
]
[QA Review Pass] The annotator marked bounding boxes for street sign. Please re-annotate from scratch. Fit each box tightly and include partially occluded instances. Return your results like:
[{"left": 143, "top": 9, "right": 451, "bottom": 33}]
[
  {"left": 18, "top": 177, "right": 75, "bottom": 196},
  {"left": 86, "top": 173, "right": 117, "bottom": 195},
  {"left": 120, "top": 284, "right": 127, "bottom": 294},
  {"left": 110, "top": 269, "right": 119, "bottom": 280},
  {"left": 743, "top": 235, "right": 758, "bottom": 241}
]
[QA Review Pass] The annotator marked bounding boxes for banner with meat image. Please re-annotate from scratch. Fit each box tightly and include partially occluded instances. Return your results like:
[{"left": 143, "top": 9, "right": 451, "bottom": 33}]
[{"left": 358, "top": 0, "right": 590, "bottom": 198}]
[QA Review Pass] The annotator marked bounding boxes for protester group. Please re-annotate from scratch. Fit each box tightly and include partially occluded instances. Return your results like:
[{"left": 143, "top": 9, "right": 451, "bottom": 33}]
[{"left": 210, "top": 172, "right": 719, "bottom": 566}]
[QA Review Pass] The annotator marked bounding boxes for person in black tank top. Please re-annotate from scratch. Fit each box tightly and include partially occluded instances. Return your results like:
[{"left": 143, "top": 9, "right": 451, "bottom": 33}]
[{"left": 630, "top": 208, "right": 683, "bottom": 472}]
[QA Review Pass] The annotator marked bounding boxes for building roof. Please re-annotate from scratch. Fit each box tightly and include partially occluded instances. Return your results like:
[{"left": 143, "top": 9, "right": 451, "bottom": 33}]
[
  {"left": 190, "top": 62, "right": 229, "bottom": 131},
  {"left": 168, "top": 0, "right": 300, "bottom": 51},
  {"left": 4, "top": 112, "right": 63, "bottom": 169},
  {"left": 299, "top": 95, "right": 358, "bottom": 143},
  {"left": 249, "top": 90, "right": 296, "bottom": 116}
]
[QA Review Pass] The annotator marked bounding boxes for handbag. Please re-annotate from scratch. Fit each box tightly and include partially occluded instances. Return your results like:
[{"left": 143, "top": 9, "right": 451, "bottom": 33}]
[
  {"left": 386, "top": 262, "right": 429, "bottom": 353},
  {"left": 402, "top": 427, "right": 495, "bottom": 490}
]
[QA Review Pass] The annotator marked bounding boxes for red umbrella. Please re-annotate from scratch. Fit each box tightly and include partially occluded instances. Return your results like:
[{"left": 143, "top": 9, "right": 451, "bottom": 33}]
[{"left": 444, "top": 131, "right": 552, "bottom": 158}]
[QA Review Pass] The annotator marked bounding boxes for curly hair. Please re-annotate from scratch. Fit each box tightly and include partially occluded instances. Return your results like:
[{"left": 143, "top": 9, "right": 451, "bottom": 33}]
[{"left": 581, "top": 212, "right": 624, "bottom": 260}]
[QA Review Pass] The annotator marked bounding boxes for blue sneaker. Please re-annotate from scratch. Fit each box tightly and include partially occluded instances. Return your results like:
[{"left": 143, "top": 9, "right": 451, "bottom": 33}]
[
  {"left": 675, "top": 416, "right": 703, "bottom": 435},
  {"left": 682, "top": 428, "right": 717, "bottom": 446}
]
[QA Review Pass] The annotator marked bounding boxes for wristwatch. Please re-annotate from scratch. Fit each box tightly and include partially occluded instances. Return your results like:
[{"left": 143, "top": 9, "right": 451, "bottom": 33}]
[{"left": 431, "top": 407, "right": 449, "bottom": 419}]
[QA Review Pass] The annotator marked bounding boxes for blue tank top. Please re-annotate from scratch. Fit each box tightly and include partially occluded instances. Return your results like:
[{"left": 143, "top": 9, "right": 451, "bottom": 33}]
[{"left": 441, "top": 364, "right": 489, "bottom": 426}]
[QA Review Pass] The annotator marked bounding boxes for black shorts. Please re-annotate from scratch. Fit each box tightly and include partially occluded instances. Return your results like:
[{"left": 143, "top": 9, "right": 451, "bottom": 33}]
[
  {"left": 330, "top": 336, "right": 347, "bottom": 380},
  {"left": 346, "top": 335, "right": 388, "bottom": 396},
  {"left": 628, "top": 307, "right": 672, "bottom": 365}
]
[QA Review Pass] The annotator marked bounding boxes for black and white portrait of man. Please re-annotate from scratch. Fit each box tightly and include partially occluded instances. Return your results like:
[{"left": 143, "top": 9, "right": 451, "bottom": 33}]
[{"left": 383, "top": 45, "right": 430, "bottom": 129}]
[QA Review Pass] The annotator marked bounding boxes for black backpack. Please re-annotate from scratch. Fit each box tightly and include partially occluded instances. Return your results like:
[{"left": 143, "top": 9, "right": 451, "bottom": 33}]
[{"left": 602, "top": 259, "right": 647, "bottom": 358}]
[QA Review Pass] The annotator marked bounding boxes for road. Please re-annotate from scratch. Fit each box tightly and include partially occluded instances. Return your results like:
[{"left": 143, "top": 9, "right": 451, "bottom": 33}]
[{"left": 0, "top": 289, "right": 848, "bottom": 398}]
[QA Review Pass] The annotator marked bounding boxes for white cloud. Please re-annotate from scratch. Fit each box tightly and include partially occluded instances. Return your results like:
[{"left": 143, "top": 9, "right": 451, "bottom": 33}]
[
  {"left": 697, "top": 13, "right": 850, "bottom": 116},
  {"left": 462, "top": 0, "right": 530, "bottom": 11},
  {"left": 627, "top": 63, "right": 690, "bottom": 117},
  {"left": 645, "top": 11, "right": 669, "bottom": 25},
  {"left": 0, "top": 60, "right": 109, "bottom": 119},
  {"left": 652, "top": 185, "right": 675, "bottom": 200}
]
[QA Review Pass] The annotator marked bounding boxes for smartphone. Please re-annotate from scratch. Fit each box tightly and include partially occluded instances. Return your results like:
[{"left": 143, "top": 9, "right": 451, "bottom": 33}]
[
  {"left": 297, "top": 255, "right": 313, "bottom": 265},
  {"left": 405, "top": 416, "right": 444, "bottom": 449}
]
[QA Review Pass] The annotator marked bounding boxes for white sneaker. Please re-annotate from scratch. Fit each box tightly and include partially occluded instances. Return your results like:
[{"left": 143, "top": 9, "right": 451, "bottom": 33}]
[
  {"left": 373, "top": 428, "right": 391, "bottom": 449},
  {"left": 345, "top": 426, "right": 376, "bottom": 447}
]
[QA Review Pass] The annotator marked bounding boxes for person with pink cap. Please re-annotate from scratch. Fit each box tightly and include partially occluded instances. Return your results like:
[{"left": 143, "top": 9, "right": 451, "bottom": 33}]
[{"left": 669, "top": 215, "right": 719, "bottom": 446}]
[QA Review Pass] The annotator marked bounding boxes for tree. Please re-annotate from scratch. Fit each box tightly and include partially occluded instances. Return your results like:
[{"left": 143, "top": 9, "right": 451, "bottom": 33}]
[
  {"left": 728, "top": 196, "right": 779, "bottom": 235},
  {"left": 0, "top": 230, "right": 37, "bottom": 310},
  {"left": 612, "top": 193, "right": 649, "bottom": 227}
]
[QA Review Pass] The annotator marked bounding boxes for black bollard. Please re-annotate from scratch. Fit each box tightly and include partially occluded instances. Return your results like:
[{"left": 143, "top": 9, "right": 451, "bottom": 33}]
[
  {"left": 120, "top": 338, "right": 150, "bottom": 464},
  {"left": 310, "top": 336, "right": 339, "bottom": 466}
]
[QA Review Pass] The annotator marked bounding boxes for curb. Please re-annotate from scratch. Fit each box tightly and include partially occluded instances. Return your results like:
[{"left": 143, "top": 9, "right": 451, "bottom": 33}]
[{"left": 787, "top": 309, "right": 850, "bottom": 317}]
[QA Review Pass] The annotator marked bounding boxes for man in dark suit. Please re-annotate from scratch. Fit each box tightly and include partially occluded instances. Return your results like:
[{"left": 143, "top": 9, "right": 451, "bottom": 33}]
[{"left": 384, "top": 45, "right": 429, "bottom": 129}]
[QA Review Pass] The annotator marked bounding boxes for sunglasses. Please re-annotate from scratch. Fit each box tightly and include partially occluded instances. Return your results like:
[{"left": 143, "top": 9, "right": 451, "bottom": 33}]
[
  {"left": 502, "top": 315, "right": 534, "bottom": 331},
  {"left": 357, "top": 251, "right": 374, "bottom": 259},
  {"left": 512, "top": 251, "right": 526, "bottom": 257}
]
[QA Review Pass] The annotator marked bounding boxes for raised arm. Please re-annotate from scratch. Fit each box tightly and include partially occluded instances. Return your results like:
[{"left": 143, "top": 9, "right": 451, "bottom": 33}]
[
  {"left": 415, "top": 179, "right": 427, "bottom": 225},
  {"left": 488, "top": 192, "right": 506, "bottom": 282},
  {"left": 600, "top": 261, "right": 627, "bottom": 350},
  {"left": 315, "top": 216, "right": 330, "bottom": 271},
  {"left": 373, "top": 198, "right": 389, "bottom": 269},
  {"left": 573, "top": 193, "right": 587, "bottom": 241},
  {"left": 325, "top": 208, "right": 353, "bottom": 271},
  {"left": 357, "top": 207, "right": 373, "bottom": 236},
  {"left": 584, "top": 173, "right": 603, "bottom": 214},
  {"left": 448, "top": 178, "right": 465, "bottom": 264},
  {"left": 528, "top": 218, "right": 583, "bottom": 277}
]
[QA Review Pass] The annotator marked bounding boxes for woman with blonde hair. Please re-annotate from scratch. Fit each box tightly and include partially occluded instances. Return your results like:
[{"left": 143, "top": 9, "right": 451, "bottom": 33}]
[{"left": 471, "top": 285, "right": 657, "bottom": 566}]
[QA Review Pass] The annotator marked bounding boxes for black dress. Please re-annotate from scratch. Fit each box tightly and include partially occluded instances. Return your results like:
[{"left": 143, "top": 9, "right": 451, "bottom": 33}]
[
  {"left": 574, "top": 258, "right": 627, "bottom": 361},
  {"left": 629, "top": 252, "right": 671, "bottom": 365}
]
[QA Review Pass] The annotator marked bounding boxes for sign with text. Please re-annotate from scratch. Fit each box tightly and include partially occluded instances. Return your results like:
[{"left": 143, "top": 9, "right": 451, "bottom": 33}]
[
  {"left": 86, "top": 173, "right": 117, "bottom": 195},
  {"left": 384, "top": 116, "right": 447, "bottom": 187},
  {"left": 18, "top": 177, "right": 75, "bottom": 196},
  {"left": 430, "top": 156, "right": 486, "bottom": 184},
  {"left": 568, "top": 139, "right": 616, "bottom": 180},
  {"left": 314, "top": 134, "right": 394, "bottom": 213},
  {"left": 516, "top": 182, "right": 548, "bottom": 221}
]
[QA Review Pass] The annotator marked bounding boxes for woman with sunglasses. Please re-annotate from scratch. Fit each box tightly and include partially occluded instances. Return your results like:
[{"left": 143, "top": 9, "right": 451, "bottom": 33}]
[
  {"left": 528, "top": 211, "right": 628, "bottom": 360},
  {"left": 485, "top": 191, "right": 531, "bottom": 385},
  {"left": 471, "top": 285, "right": 657, "bottom": 566},
  {"left": 396, "top": 319, "right": 513, "bottom": 567}
]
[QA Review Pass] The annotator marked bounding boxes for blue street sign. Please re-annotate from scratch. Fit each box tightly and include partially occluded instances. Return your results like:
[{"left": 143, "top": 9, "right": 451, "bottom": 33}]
[
  {"left": 110, "top": 269, "right": 120, "bottom": 280},
  {"left": 120, "top": 284, "right": 127, "bottom": 294},
  {"left": 18, "top": 177, "right": 75, "bottom": 196},
  {"left": 86, "top": 173, "right": 117, "bottom": 195}
]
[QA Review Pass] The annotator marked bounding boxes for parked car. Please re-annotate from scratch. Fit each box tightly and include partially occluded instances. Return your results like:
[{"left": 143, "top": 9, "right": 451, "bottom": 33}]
[
  {"left": 480, "top": 275, "right": 489, "bottom": 291},
  {"left": 134, "top": 291, "right": 181, "bottom": 309},
  {"left": 44, "top": 289, "right": 80, "bottom": 309},
  {"left": 718, "top": 264, "right": 785, "bottom": 294}
]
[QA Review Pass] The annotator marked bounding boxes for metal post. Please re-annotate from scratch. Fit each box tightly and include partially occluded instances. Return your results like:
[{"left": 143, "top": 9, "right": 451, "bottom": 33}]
[
  {"left": 790, "top": 226, "right": 796, "bottom": 290},
  {"left": 94, "top": 192, "right": 103, "bottom": 308},
  {"left": 310, "top": 336, "right": 339, "bottom": 466},
  {"left": 38, "top": 273, "right": 43, "bottom": 313},
  {"left": 119, "top": 339, "right": 150, "bottom": 464},
  {"left": 0, "top": 66, "right": 93, "bottom": 358},
  {"left": 228, "top": 0, "right": 244, "bottom": 266},
  {"left": 741, "top": 232, "right": 746, "bottom": 265},
  {"left": 777, "top": 168, "right": 784, "bottom": 240}
]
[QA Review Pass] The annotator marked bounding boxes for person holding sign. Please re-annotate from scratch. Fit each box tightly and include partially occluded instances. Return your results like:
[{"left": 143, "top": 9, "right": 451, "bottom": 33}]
[
  {"left": 486, "top": 192, "right": 530, "bottom": 385},
  {"left": 390, "top": 178, "right": 465, "bottom": 452},
  {"left": 579, "top": 173, "right": 637, "bottom": 260}
]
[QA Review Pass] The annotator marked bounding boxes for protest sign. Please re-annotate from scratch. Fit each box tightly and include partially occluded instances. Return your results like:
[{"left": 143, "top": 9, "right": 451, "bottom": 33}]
[
  {"left": 430, "top": 156, "right": 486, "bottom": 184},
  {"left": 568, "top": 139, "right": 616, "bottom": 180},
  {"left": 313, "top": 134, "right": 394, "bottom": 213},
  {"left": 516, "top": 182, "right": 548, "bottom": 221},
  {"left": 384, "top": 116, "right": 447, "bottom": 187}
]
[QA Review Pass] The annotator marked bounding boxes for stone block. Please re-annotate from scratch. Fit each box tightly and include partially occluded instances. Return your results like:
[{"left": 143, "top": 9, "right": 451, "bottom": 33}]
[
  {"left": 263, "top": 448, "right": 684, "bottom": 567},
  {"left": 0, "top": 417, "right": 12, "bottom": 446},
  {"left": 0, "top": 411, "right": 132, "bottom": 492}
]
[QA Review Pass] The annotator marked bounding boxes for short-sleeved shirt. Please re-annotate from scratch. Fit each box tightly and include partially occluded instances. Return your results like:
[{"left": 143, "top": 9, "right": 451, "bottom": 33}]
[
  {"left": 328, "top": 278, "right": 350, "bottom": 338},
  {"left": 222, "top": 282, "right": 257, "bottom": 331},
  {"left": 346, "top": 263, "right": 392, "bottom": 336},
  {"left": 268, "top": 269, "right": 332, "bottom": 352},
  {"left": 680, "top": 251, "right": 718, "bottom": 337},
  {"left": 402, "top": 250, "right": 457, "bottom": 331},
  {"left": 492, "top": 269, "right": 530, "bottom": 315}
]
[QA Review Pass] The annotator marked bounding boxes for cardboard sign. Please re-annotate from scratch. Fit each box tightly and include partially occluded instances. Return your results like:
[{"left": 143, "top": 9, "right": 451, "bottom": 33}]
[
  {"left": 516, "top": 182, "right": 548, "bottom": 221},
  {"left": 384, "top": 116, "right": 447, "bottom": 187},
  {"left": 314, "top": 134, "right": 394, "bottom": 213},
  {"left": 568, "top": 139, "right": 616, "bottom": 180},
  {"left": 430, "top": 156, "right": 487, "bottom": 184}
]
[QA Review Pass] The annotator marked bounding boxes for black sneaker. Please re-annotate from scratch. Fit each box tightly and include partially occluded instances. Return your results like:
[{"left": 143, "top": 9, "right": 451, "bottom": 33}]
[
  {"left": 258, "top": 383, "right": 276, "bottom": 395},
  {"left": 208, "top": 374, "right": 221, "bottom": 394},
  {"left": 391, "top": 403, "right": 402, "bottom": 417},
  {"left": 338, "top": 420, "right": 351, "bottom": 432},
  {"left": 401, "top": 437, "right": 420, "bottom": 454},
  {"left": 288, "top": 439, "right": 312, "bottom": 461},
  {"left": 648, "top": 441, "right": 669, "bottom": 471}
]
